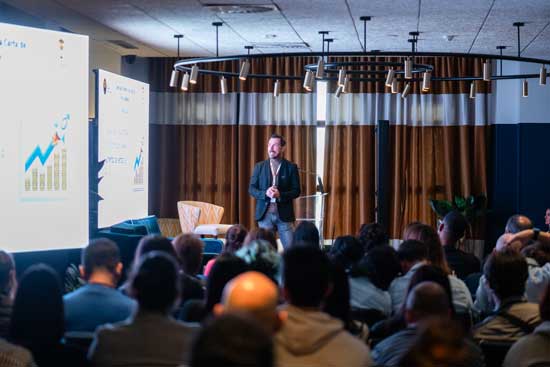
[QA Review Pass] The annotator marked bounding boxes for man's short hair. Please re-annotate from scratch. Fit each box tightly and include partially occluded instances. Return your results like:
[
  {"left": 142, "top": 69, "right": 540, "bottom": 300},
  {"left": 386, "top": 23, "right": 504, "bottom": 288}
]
[
  {"left": 406, "top": 281, "right": 450, "bottom": 320},
  {"left": 82, "top": 238, "right": 120, "bottom": 279},
  {"left": 505, "top": 214, "right": 533, "bottom": 234},
  {"left": 283, "top": 245, "right": 330, "bottom": 308},
  {"left": 397, "top": 240, "right": 428, "bottom": 263},
  {"left": 0, "top": 250, "right": 14, "bottom": 293},
  {"left": 173, "top": 233, "right": 204, "bottom": 276},
  {"left": 131, "top": 251, "right": 180, "bottom": 312},
  {"left": 484, "top": 249, "right": 528, "bottom": 300},
  {"left": 442, "top": 211, "right": 468, "bottom": 241},
  {"left": 269, "top": 133, "right": 286, "bottom": 147},
  {"left": 135, "top": 235, "right": 177, "bottom": 261},
  {"left": 191, "top": 313, "right": 273, "bottom": 367}
]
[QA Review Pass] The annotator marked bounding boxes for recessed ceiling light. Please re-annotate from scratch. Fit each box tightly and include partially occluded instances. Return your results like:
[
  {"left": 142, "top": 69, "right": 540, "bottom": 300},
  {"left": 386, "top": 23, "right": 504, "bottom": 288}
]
[{"left": 265, "top": 34, "right": 277, "bottom": 39}]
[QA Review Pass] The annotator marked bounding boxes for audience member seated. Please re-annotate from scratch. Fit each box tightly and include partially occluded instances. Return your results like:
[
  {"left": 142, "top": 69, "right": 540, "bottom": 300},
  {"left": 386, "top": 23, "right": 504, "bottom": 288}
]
[
  {"left": 203, "top": 224, "right": 247, "bottom": 276},
  {"left": 64, "top": 238, "right": 136, "bottom": 333},
  {"left": 373, "top": 281, "right": 484, "bottom": 367},
  {"left": 473, "top": 249, "right": 541, "bottom": 343},
  {"left": 505, "top": 214, "right": 534, "bottom": 235},
  {"left": 398, "top": 317, "right": 484, "bottom": 367},
  {"left": 323, "top": 261, "right": 355, "bottom": 334},
  {"left": 275, "top": 245, "right": 372, "bottom": 367},
  {"left": 349, "top": 245, "right": 401, "bottom": 317},
  {"left": 179, "top": 253, "right": 248, "bottom": 323},
  {"left": 370, "top": 264, "right": 455, "bottom": 343},
  {"left": 236, "top": 239, "right": 281, "bottom": 283},
  {"left": 438, "top": 211, "right": 480, "bottom": 280},
  {"left": 172, "top": 233, "right": 205, "bottom": 304},
  {"left": 328, "top": 236, "right": 365, "bottom": 272},
  {"left": 244, "top": 227, "right": 278, "bottom": 251},
  {"left": 291, "top": 221, "right": 320, "bottom": 248},
  {"left": 0, "top": 338, "right": 35, "bottom": 367},
  {"left": 0, "top": 250, "right": 16, "bottom": 338},
  {"left": 503, "top": 283, "right": 550, "bottom": 366},
  {"left": 357, "top": 223, "right": 389, "bottom": 253},
  {"left": 214, "top": 271, "right": 283, "bottom": 334},
  {"left": 191, "top": 313, "right": 273, "bottom": 367},
  {"left": 389, "top": 239, "right": 428, "bottom": 314},
  {"left": 9, "top": 264, "right": 87, "bottom": 366},
  {"left": 89, "top": 252, "right": 198, "bottom": 367},
  {"left": 405, "top": 223, "right": 474, "bottom": 315},
  {"left": 119, "top": 235, "right": 178, "bottom": 295}
]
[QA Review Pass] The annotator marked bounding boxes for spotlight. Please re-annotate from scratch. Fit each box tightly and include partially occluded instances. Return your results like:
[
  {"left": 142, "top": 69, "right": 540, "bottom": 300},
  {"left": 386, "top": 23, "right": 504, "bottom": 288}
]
[
  {"left": 273, "top": 80, "right": 280, "bottom": 97},
  {"left": 169, "top": 69, "right": 179, "bottom": 88},
  {"left": 181, "top": 72, "right": 190, "bottom": 91},
  {"left": 303, "top": 71, "right": 314, "bottom": 91},
  {"left": 483, "top": 61, "right": 491, "bottom": 82},
  {"left": 391, "top": 79, "right": 398, "bottom": 94},
  {"left": 523, "top": 79, "right": 528, "bottom": 97},
  {"left": 469, "top": 81, "right": 476, "bottom": 99},
  {"left": 239, "top": 60, "right": 250, "bottom": 81},
  {"left": 404, "top": 58, "right": 412, "bottom": 79},
  {"left": 422, "top": 71, "right": 431, "bottom": 92},
  {"left": 385, "top": 68, "right": 395, "bottom": 87},
  {"left": 342, "top": 76, "right": 351, "bottom": 93},
  {"left": 189, "top": 65, "right": 199, "bottom": 84},
  {"left": 220, "top": 76, "right": 227, "bottom": 94},
  {"left": 401, "top": 83, "right": 411, "bottom": 98},
  {"left": 335, "top": 85, "right": 343, "bottom": 98},
  {"left": 338, "top": 69, "right": 346, "bottom": 87},
  {"left": 316, "top": 57, "right": 325, "bottom": 79},
  {"left": 540, "top": 65, "right": 547, "bottom": 85}
]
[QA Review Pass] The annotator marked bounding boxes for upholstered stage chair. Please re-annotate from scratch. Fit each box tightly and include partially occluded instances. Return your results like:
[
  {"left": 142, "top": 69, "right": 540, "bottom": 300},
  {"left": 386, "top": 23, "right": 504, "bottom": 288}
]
[{"left": 177, "top": 201, "right": 232, "bottom": 237}]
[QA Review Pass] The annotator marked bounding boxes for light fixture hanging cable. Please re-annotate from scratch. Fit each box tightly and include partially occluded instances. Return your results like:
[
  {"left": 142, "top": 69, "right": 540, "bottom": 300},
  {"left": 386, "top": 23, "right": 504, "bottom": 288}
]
[{"left": 169, "top": 34, "right": 184, "bottom": 87}]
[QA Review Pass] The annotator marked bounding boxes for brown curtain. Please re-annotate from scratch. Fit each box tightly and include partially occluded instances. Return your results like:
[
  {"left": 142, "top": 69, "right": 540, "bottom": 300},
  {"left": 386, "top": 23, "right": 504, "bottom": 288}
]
[
  {"left": 389, "top": 125, "right": 489, "bottom": 238},
  {"left": 323, "top": 125, "right": 376, "bottom": 238}
]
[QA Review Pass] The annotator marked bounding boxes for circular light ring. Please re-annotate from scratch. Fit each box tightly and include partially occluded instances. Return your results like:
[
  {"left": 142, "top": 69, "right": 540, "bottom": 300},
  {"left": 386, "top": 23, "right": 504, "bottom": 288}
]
[{"left": 173, "top": 51, "right": 550, "bottom": 82}]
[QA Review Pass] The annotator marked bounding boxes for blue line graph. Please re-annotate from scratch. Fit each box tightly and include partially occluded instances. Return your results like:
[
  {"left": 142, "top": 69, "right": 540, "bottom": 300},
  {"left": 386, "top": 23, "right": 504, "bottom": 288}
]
[
  {"left": 25, "top": 142, "right": 55, "bottom": 172},
  {"left": 133, "top": 151, "right": 142, "bottom": 171}
]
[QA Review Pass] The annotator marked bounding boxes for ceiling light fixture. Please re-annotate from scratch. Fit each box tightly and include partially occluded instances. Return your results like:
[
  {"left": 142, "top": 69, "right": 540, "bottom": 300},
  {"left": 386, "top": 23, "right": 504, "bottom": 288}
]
[
  {"left": 540, "top": 65, "right": 547, "bottom": 85},
  {"left": 181, "top": 72, "right": 190, "bottom": 91},
  {"left": 273, "top": 80, "right": 280, "bottom": 97},
  {"left": 220, "top": 76, "right": 227, "bottom": 94},
  {"left": 469, "top": 81, "right": 476, "bottom": 99},
  {"left": 401, "top": 82, "right": 411, "bottom": 98},
  {"left": 523, "top": 79, "right": 528, "bottom": 97},
  {"left": 422, "top": 71, "right": 431, "bottom": 92},
  {"left": 169, "top": 34, "right": 184, "bottom": 88}
]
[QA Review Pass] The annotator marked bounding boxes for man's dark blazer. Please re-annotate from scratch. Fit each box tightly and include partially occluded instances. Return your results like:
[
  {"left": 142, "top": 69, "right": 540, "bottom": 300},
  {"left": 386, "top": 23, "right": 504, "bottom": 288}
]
[{"left": 249, "top": 158, "right": 301, "bottom": 222}]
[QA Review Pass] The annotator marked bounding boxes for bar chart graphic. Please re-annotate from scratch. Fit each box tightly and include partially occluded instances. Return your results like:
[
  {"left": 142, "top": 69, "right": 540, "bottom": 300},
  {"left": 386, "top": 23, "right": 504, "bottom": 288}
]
[{"left": 22, "top": 114, "right": 69, "bottom": 196}]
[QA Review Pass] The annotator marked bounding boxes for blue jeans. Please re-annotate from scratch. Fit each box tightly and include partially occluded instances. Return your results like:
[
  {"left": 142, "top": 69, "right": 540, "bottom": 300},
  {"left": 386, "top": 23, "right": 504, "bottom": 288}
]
[{"left": 258, "top": 211, "right": 294, "bottom": 250}]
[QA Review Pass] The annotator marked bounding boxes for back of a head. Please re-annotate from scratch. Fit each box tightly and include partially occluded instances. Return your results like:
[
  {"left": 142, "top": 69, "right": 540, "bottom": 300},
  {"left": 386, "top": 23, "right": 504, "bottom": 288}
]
[
  {"left": 442, "top": 211, "right": 468, "bottom": 242},
  {"left": 358, "top": 222, "right": 389, "bottom": 252},
  {"left": 398, "top": 318, "right": 471, "bottom": 367},
  {"left": 82, "top": 238, "right": 120, "bottom": 279},
  {"left": 405, "top": 223, "right": 450, "bottom": 274},
  {"left": 191, "top": 313, "right": 273, "bottom": 367},
  {"left": 173, "top": 233, "right": 204, "bottom": 275},
  {"left": 405, "top": 265, "right": 455, "bottom": 315},
  {"left": 225, "top": 224, "right": 248, "bottom": 253},
  {"left": 484, "top": 249, "right": 528, "bottom": 301},
  {"left": 206, "top": 253, "right": 249, "bottom": 313},
  {"left": 236, "top": 240, "right": 280, "bottom": 282},
  {"left": 398, "top": 239, "right": 428, "bottom": 263},
  {"left": 283, "top": 245, "right": 330, "bottom": 308},
  {"left": 505, "top": 214, "right": 533, "bottom": 234},
  {"left": 244, "top": 228, "right": 277, "bottom": 251},
  {"left": 131, "top": 251, "right": 180, "bottom": 313},
  {"left": 0, "top": 250, "right": 15, "bottom": 293},
  {"left": 328, "top": 236, "right": 364, "bottom": 270},
  {"left": 10, "top": 264, "right": 63, "bottom": 346},
  {"left": 135, "top": 235, "right": 177, "bottom": 261},
  {"left": 292, "top": 221, "right": 320, "bottom": 248},
  {"left": 405, "top": 281, "right": 450, "bottom": 321},
  {"left": 353, "top": 245, "right": 401, "bottom": 291}
]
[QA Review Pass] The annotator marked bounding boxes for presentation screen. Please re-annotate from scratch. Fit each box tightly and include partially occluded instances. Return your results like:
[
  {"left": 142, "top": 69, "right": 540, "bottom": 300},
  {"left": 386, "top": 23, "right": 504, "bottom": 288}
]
[
  {"left": 96, "top": 69, "right": 149, "bottom": 228},
  {"left": 0, "top": 22, "right": 89, "bottom": 252}
]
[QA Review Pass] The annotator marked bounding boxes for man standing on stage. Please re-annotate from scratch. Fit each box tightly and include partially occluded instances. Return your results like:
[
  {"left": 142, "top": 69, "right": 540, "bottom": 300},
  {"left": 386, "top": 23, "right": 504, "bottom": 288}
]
[{"left": 249, "top": 134, "right": 300, "bottom": 250}]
